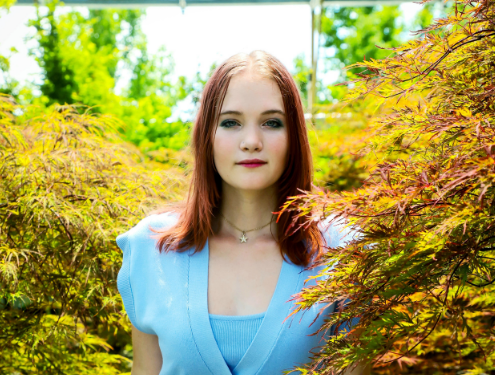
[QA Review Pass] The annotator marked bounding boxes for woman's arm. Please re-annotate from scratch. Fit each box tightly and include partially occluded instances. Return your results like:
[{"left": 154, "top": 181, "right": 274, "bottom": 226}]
[{"left": 131, "top": 323, "right": 163, "bottom": 375}]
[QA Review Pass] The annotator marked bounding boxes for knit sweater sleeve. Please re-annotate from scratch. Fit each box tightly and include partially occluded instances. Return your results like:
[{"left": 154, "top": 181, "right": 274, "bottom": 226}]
[
  {"left": 116, "top": 227, "right": 140, "bottom": 330},
  {"left": 116, "top": 211, "right": 179, "bottom": 333}
]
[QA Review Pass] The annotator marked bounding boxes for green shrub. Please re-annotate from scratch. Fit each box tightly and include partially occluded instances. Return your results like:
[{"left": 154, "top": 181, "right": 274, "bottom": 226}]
[
  {"left": 280, "top": 1, "right": 495, "bottom": 374},
  {"left": 0, "top": 94, "right": 187, "bottom": 373}
]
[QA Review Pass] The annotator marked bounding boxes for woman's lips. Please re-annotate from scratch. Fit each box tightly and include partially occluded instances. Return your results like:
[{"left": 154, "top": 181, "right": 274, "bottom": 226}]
[{"left": 239, "top": 163, "right": 266, "bottom": 168}]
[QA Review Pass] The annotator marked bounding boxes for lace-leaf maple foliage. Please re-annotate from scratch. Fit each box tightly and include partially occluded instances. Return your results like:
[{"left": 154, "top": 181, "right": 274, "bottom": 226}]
[
  {"left": 0, "top": 95, "right": 187, "bottom": 373},
  {"left": 278, "top": 0, "right": 495, "bottom": 374}
]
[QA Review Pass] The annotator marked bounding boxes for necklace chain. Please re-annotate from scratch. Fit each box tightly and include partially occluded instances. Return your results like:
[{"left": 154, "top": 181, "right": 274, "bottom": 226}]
[{"left": 219, "top": 213, "right": 273, "bottom": 243}]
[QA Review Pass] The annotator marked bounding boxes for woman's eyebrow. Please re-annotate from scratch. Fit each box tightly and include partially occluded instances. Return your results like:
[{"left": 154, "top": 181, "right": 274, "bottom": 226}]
[{"left": 219, "top": 109, "right": 286, "bottom": 116}]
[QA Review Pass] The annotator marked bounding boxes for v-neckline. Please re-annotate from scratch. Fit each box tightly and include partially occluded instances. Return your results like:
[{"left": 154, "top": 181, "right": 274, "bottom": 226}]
[{"left": 187, "top": 237, "right": 304, "bottom": 375}]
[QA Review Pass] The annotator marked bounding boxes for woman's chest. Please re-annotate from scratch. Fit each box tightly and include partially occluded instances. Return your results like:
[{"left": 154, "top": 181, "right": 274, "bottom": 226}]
[
  {"left": 207, "top": 239, "right": 284, "bottom": 316},
  {"left": 135, "top": 240, "right": 335, "bottom": 375}
]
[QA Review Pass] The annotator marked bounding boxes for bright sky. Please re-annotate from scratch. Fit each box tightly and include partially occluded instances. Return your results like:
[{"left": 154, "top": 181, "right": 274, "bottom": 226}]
[{"left": 0, "top": 2, "right": 423, "bottom": 119}]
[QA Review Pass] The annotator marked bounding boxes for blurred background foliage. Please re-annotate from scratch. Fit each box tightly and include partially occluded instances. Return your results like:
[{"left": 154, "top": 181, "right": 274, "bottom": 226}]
[{"left": 0, "top": 0, "right": 476, "bottom": 373}]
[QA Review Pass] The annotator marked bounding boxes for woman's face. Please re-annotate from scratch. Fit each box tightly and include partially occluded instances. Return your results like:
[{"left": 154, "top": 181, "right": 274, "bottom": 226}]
[{"left": 213, "top": 71, "right": 289, "bottom": 192}]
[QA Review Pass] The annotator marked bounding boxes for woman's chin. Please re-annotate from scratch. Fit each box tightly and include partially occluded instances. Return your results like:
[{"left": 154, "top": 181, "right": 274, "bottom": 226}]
[{"left": 231, "top": 182, "right": 275, "bottom": 192}]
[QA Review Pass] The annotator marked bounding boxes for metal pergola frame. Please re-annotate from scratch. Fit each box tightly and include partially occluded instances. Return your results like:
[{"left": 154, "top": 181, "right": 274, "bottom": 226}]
[{"left": 14, "top": 0, "right": 419, "bottom": 118}]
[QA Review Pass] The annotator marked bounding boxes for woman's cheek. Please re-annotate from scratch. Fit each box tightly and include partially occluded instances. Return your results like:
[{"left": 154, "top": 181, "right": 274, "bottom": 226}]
[
  {"left": 270, "top": 134, "right": 288, "bottom": 167},
  {"left": 214, "top": 133, "right": 235, "bottom": 167}
]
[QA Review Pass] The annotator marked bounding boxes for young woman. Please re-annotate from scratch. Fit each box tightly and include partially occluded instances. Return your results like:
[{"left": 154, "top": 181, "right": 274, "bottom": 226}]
[{"left": 116, "top": 50, "right": 368, "bottom": 375}]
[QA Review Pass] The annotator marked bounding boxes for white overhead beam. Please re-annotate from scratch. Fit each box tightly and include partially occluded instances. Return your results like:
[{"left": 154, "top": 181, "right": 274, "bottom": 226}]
[{"left": 13, "top": 0, "right": 421, "bottom": 7}]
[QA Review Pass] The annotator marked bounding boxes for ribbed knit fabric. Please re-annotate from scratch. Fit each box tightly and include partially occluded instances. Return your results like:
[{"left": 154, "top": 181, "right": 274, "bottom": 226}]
[
  {"left": 209, "top": 312, "right": 265, "bottom": 371},
  {"left": 116, "top": 212, "right": 360, "bottom": 375}
]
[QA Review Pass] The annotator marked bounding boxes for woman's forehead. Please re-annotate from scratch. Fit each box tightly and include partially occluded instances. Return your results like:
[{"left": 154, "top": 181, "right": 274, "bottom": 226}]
[{"left": 222, "top": 75, "right": 283, "bottom": 112}]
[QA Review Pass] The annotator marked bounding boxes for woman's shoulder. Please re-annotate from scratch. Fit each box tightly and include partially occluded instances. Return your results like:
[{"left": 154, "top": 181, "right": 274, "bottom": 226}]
[
  {"left": 317, "top": 214, "right": 360, "bottom": 249},
  {"left": 116, "top": 210, "right": 183, "bottom": 334},
  {"left": 116, "top": 211, "right": 180, "bottom": 251},
  {"left": 134, "top": 210, "right": 180, "bottom": 233},
  {"left": 117, "top": 211, "right": 179, "bottom": 241}
]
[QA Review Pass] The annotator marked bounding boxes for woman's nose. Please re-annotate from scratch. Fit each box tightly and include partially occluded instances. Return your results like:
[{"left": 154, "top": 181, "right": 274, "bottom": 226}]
[{"left": 241, "top": 124, "right": 263, "bottom": 151}]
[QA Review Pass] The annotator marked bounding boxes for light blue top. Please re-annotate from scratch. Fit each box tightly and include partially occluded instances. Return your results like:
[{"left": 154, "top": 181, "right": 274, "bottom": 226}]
[
  {"left": 209, "top": 311, "right": 265, "bottom": 371},
  {"left": 116, "top": 212, "right": 358, "bottom": 375}
]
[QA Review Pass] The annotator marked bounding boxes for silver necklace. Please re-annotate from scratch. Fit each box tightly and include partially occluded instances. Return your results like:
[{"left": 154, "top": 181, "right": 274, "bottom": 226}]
[{"left": 219, "top": 213, "right": 273, "bottom": 243}]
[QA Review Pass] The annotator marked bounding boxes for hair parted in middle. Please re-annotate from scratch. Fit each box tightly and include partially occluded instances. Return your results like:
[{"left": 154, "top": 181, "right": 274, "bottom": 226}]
[{"left": 148, "top": 50, "right": 326, "bottom": 267}]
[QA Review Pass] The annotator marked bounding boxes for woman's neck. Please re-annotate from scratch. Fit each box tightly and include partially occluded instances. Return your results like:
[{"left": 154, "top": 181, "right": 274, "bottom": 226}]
[{"left": 214, "top": 183, "right": 279, "bottom": 242}]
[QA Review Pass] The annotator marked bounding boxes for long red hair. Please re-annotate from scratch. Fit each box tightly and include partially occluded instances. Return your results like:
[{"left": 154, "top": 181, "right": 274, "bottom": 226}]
[{"left": 148, "top": 50, "right": 325, "bottom": 267}]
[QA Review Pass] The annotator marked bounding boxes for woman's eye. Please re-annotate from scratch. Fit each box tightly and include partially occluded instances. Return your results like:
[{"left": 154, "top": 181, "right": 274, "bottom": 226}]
[
  {"left": 220, "top": 120, "right": 239, "bottom": 128},
  {"left": 219, "top": 119, "right": 283, "bottom": 128},
  {"left": 264, "top": 119, "right": 283, "bottom": 128}
]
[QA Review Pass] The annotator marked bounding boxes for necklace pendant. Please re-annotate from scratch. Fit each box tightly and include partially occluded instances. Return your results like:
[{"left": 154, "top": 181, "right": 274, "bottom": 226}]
[{"left": 240, "top": 231, "right": 248, "bottom": 243}]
